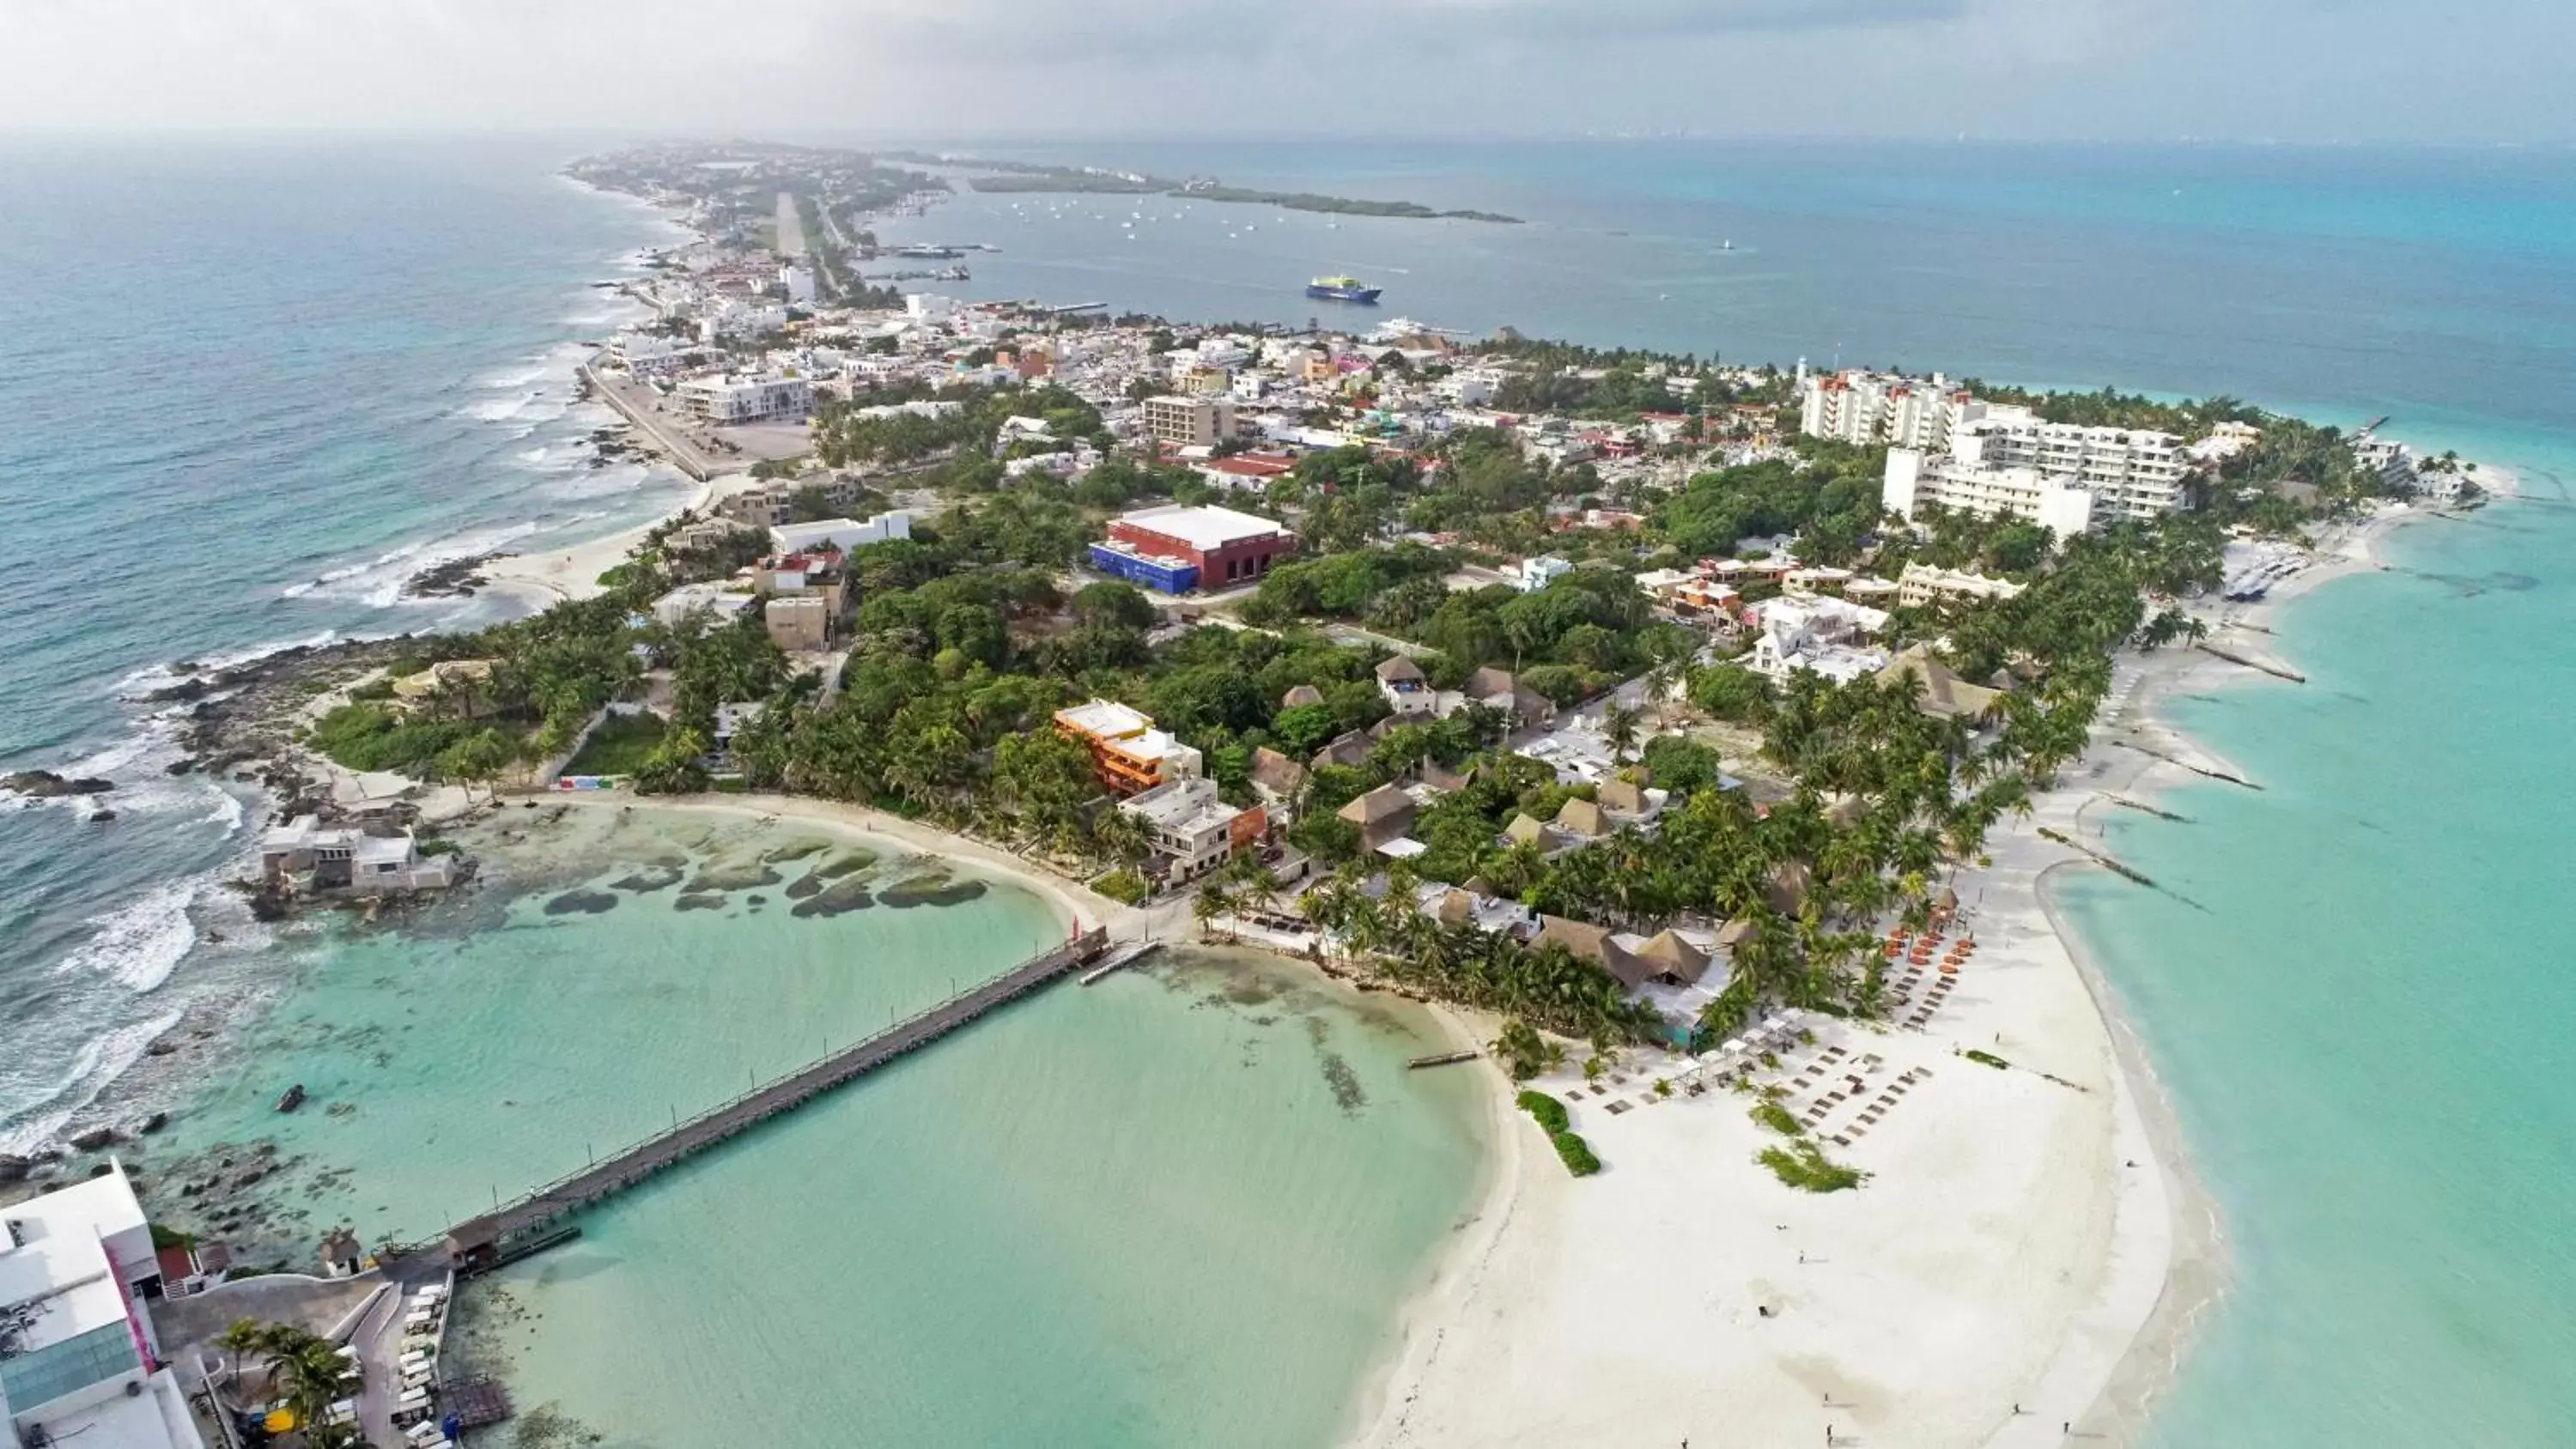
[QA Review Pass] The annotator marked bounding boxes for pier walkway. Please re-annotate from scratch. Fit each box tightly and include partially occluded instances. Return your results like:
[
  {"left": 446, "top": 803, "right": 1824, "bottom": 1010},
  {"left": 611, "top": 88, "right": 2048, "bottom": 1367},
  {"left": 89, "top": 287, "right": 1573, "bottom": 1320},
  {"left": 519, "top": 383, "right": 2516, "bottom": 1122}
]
[{"left": 440, "top": 928, "right": 1109, "bottom": 1270}]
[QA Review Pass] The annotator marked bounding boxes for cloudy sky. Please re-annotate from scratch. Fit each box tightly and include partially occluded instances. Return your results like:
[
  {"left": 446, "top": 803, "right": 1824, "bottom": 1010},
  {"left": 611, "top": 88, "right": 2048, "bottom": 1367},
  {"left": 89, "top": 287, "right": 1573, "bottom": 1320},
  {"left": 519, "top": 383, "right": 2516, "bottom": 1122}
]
[{"left": 1, "top": 0, "right": 2565, "bottom": 141}]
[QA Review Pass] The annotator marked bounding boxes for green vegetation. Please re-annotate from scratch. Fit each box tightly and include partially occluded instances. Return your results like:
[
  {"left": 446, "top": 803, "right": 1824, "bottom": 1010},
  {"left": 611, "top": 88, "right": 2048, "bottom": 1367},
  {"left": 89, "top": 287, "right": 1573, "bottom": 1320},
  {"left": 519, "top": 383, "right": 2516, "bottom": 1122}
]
[
  {"left": 1964, "top": 1048, "right": 2011, "bottom": 1070},
  {"left": 562, "top": 711, "right": 668, "bottom": 777},
  {"left": 212, "top": 1319, "right": 365, "bottom": 1448},
  {"left": 811, "top": 383, "right": 1105, "bottom": 469},
  {"left": 1752, "top": 1100, "right": 1804, "bottom": 1137},
  {"left": 1759, "top": 1139, "right": 1866, "bottom": 1193},
  {"left": 1091, "top": 870, "right": 1150, "bottom": 906},
  {"left": 1552, "top": 1130, "right": 1603, "bottom": 1177},
  {"left": 1516, "top": 1089, "right": 1571, "bottom": 1133}
]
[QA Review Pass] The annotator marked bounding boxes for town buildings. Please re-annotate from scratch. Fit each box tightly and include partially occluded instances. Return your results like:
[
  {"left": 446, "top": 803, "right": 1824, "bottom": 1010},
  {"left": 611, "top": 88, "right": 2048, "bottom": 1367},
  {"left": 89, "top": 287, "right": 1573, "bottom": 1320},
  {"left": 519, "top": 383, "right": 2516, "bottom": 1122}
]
[
  {"left": 1141, "top": 395, "right": 1237, "bottom": 449},
  {"left": 1797, "top": 369, "right": 1965, "bottom": 451},
  {"left": 1118, "top": 777, "right": 1266, "bottom": 883},
  {"left": 765, "top": 594, "right": 831, "bottom": 652},
  {"left": 259, "top": 815, "right": 454, "bottom": 894},
  {"left": 1882, "top": 448, "right": 2100, "bottom": 537},
  {"left": 1088, "top": 504, "right": 1297, "bottom": 594},
  {"left": 1896, "top": 562, "right": 2027, "bottom": 609},
  {"left": 1054, "top": 700, "right": 1204, "bottom": 795},
  {"left": 769, "top": 511, "right": 910, "bottom": 555},
  {"left": 676, "top": 374, "right": 812, "bottom": 424},
  {"left": 0, "top": 1166, "right": 208, "bottom": 1449},
  {"left": 1746, "top": 596, "right": 1893, "bottom": 685},
  {"left": 1376, "top": 655, "right": 1437, "bottom": 717}
]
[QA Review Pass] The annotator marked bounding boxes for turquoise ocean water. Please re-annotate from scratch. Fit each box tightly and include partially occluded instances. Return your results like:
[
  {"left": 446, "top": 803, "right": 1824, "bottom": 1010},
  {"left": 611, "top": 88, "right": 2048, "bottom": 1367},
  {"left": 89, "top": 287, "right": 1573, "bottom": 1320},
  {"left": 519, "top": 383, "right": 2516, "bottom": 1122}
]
[
  {"left": 2061, "top": 491, "right": 2576, "bottom": 1446},
  {"left": 7, "top": 136, "right": 2576, "bottom": 1440},
  {"left": 139, "top": 809, "right": 1486, "bottom": 1447}
]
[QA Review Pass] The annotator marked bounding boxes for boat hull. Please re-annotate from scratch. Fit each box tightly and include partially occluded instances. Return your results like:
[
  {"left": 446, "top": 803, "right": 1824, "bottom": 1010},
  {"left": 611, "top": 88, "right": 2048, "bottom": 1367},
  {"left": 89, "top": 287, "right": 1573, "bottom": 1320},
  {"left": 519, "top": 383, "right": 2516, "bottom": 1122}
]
[{"left": 1305, "top": 285, "right": 1382, "bottom": 303}]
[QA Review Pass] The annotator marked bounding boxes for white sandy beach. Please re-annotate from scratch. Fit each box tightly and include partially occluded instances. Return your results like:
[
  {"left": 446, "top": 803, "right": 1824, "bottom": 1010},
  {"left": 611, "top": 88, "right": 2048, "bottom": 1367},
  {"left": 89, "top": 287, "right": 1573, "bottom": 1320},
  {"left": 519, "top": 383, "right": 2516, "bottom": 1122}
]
[
  {"left": 1350, "top": 502, "right": 2445, "bottom": 1449},
  {"left": 477, "top": 471, "right": 735, "bottom": 610}
]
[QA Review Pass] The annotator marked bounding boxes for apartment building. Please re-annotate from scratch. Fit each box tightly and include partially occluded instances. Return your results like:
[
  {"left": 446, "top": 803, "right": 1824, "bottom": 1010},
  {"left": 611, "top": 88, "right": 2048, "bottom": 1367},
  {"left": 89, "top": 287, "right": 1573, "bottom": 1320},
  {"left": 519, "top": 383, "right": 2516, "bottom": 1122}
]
[
  {"left": 0, "top": 1167, "right": 207, "bottom": 1449},
  {"left": 1119, "top": 777, "right": 1266, "bottom": 883},
  {"left": 1949, "top": 407, "right": 2189, "bottom": 521},
  {"left": 1896, "top": 562, "right": 2027, "bottom": 609},
  {"left": 1798, "top": 370, "right": 1965, "bottom": 451},
  {"left": 676, "top": 373, "right": 813, "bottom": 424},
  {"left": 1055, "top": 700, "right": 1205, "bottom": 796},
  {"left": 1883, "top": 449, "right": 2099, "bottom": 537},
  {"left": 1141, "top": 394, "right": 1238, "bottom": 449}
]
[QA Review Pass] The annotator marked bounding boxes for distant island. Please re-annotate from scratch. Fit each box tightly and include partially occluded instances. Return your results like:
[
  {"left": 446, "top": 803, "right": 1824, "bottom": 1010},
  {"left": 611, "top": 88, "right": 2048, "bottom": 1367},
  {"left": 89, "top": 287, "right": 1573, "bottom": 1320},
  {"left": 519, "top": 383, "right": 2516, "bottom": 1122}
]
[{"left": 884, "top": 152, "right": 1523, "bottom": 223}]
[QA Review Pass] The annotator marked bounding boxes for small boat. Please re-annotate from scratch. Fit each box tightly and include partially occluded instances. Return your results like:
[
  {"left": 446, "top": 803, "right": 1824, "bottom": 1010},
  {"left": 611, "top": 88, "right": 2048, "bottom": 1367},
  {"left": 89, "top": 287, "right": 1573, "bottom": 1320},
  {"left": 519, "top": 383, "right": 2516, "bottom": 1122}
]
[{"left": 1305, "top": 275, "right": 1382, "bottom": 304}]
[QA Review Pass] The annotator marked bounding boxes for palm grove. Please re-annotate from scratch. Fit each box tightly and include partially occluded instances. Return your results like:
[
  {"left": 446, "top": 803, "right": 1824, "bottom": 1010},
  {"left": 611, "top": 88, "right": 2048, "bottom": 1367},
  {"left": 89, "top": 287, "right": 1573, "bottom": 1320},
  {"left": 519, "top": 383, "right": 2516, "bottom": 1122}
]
[{"left": 300, "top": 368, "right": 2270, "bottom": 1061}]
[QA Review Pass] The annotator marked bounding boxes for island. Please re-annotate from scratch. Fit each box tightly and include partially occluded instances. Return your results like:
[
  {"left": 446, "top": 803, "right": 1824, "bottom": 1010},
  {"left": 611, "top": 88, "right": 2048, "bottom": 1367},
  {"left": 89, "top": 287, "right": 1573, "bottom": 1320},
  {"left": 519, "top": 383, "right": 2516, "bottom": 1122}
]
[{"left": 43, "top": 138, "right": 2497, "bottom": 1449}]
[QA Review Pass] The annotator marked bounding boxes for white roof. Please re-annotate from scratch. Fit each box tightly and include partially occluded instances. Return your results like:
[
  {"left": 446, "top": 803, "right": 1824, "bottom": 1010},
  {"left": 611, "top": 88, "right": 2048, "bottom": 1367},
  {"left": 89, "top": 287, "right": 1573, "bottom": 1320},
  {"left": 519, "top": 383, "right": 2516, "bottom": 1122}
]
[
  {"left": 1058, "top": 699, "right": 1151, "bottom": 739},
  {"left": 354, "top": 834, "right": 416, "bottom": 866},
  {"left": 1117, "top": 504, "right": 1285, "bottom": 551},
  {"left": 1376, "top": 837, "right": 1429, "bottom": 859},
  {"left": 0, "top": 1165, "right": 149, "bottom": 1355}
]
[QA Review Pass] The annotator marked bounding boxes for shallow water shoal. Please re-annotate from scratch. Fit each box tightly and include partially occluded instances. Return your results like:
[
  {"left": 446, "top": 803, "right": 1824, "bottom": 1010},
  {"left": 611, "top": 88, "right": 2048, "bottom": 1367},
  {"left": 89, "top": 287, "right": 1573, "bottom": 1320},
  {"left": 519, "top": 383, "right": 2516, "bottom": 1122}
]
[{"left": 148, "top": 806, "right": 1489, "bottom": 1448}]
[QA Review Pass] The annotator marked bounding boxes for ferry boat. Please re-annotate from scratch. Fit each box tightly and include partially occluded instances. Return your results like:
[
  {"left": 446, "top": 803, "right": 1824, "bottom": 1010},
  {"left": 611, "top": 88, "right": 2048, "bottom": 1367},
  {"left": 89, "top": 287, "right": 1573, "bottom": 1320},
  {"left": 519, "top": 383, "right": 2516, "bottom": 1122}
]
[{"left": 1305, "top": 275, "right": 1382, "bottom": 304}]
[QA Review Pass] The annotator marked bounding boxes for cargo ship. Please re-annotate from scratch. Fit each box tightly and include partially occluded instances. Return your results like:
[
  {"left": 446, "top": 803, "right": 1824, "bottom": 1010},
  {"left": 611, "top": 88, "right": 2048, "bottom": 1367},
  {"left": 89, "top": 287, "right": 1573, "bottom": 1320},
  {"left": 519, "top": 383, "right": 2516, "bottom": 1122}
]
[{"left": 1305, "top": 275, "right": 1382, "bottom": 304}]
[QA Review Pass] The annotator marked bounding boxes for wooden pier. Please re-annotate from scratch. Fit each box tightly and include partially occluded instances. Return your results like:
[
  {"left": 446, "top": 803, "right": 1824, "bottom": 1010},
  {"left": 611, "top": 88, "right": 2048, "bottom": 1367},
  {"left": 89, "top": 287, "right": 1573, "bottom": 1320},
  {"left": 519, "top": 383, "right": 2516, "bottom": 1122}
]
[{"left": 442, "top": 928, "right": 1109, "bottom": 1270}]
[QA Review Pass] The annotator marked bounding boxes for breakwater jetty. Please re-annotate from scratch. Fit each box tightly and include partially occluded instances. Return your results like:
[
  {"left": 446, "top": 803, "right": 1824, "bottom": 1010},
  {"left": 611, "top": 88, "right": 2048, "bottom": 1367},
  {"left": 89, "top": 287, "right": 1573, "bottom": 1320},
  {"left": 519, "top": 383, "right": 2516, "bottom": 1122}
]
[{"left": 436, "top": 928, "right": 1110, "bottom": 1271}]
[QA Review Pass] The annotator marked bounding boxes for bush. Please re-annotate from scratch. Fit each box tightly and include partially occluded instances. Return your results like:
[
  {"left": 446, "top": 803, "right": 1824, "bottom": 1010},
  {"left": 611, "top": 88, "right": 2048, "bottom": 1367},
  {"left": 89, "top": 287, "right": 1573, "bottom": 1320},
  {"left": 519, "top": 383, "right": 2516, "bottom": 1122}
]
[
  {"left": 1759, "top": 1139, "right": 1865, "bottom": 1192},
  {"left": 562, "top": 711, "right": 667, "bottom": 777},
  {"left": 1964, "top": 1048, "right": 2010, "bottom": 1070},
  {"left": 1092, "top": 870, "right": 1150, "bottom": 906},
  {"left": 1551, "top": 1130, "right": 1601, "bottom": 1176},
  {"left": 1752, "top": 1101, "right": 1803, "bottom": 1137},
  {"left": 307, "top": 703, "right": 477, "bottom": 776},
  {"left": 1516, "top": 1090, "right": 1570, "bottom": 1134}
]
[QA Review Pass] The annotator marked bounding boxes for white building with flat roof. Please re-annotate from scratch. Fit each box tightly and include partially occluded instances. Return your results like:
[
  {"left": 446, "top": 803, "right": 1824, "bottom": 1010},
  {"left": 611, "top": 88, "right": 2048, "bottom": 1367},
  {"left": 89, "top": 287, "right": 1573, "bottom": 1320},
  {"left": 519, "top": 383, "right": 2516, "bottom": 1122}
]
[
  {"left": 1799, "top": 370, "right": 1965, "bottom": 451},
  {"left": 1119, "top": 776, "right": 1259, "bottom": 882},
  {"left": 0, "top": 1165, "right": 205, "bottom": 1449},
  {"left": 1141, "top": 395, "right": 1237, "bottom": 448},
  {"left": 1949, "top": 407, "right": 2189, "bottom": 521},
  {"left": 676, "top": 374, "right": 812, "bottom": 424},
  {"left": 1897, "top": 562, "right": 2028, "bottom": 608},
  {"left": 1885, "top": 448, "right": 2100, "bottom": 538},
  {"left": 769, "top": 511, "right": 910, "bottom": 555}
]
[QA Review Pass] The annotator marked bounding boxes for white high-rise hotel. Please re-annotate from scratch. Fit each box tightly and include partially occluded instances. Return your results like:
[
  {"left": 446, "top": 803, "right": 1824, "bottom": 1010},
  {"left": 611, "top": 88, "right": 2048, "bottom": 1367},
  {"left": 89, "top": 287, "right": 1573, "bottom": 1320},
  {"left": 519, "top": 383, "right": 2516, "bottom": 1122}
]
[
  {"left": 1799, "top": 370, "right": 1966, "bottom": 452},
  {"left": 1800, "top": 371, "right": 2193, "bottom": 534}
]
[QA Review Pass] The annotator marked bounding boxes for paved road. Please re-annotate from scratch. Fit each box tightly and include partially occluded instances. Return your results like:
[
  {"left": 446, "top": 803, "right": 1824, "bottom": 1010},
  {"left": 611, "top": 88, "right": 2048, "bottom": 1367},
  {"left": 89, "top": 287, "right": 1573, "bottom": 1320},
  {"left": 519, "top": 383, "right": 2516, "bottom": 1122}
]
[{"left": 582, "top": 364, "right": 726, "bottom": 482}]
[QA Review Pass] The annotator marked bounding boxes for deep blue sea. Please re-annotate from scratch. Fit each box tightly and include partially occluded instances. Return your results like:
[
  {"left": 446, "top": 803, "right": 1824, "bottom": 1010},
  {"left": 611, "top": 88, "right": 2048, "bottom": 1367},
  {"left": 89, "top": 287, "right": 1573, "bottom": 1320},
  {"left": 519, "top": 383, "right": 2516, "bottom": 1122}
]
[
  {"left": 0, "top": 139, "right": 690, "bottom": 1148},
  {"left": 7, "top": 136, "right": 2576, "bottom": 1442}
]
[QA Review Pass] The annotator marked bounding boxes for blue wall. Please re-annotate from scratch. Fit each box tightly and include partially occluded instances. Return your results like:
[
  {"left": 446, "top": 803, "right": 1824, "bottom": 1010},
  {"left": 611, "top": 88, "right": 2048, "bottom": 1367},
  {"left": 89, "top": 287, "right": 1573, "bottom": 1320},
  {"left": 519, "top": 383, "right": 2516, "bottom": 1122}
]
[{"left": 1089, "top": 543, "right": 1198, "bottom": 593}]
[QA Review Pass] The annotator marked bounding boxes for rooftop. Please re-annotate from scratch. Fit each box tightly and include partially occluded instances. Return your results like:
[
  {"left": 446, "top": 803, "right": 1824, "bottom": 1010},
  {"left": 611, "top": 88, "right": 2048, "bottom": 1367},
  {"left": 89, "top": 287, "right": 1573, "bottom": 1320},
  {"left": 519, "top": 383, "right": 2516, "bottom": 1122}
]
[
  {"left": 1056, "top": 699, "right": 1153, "bottom": 740},
  {"left": 1116, "top": 503, "right": 1288, "bottom": 551},
  {"left": 0, "top": 1165, "right": 149, "bottom": 1356}
]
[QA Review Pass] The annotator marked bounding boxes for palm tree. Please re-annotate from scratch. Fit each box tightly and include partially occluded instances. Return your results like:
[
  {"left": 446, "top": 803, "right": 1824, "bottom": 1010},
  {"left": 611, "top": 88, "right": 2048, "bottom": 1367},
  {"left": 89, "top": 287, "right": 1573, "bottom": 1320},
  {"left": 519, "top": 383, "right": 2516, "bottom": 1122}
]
[
  {"left": 214, "top": 1318, "right": 268, "bottom": 1392},
  {"left": 1194, "top": 882, "right": 1236, "bottom": 940},
  {"left": 1603, "top": 703, "right": 1643, "bottom": 765}
]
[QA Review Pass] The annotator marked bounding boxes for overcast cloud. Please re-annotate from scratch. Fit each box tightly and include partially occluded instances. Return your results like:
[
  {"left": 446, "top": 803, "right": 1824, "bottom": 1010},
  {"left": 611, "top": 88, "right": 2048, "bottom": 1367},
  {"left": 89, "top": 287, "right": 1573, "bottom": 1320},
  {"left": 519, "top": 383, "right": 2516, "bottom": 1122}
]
[{"left": 0, "top": 0, "right": 2565, "bottom": 141}]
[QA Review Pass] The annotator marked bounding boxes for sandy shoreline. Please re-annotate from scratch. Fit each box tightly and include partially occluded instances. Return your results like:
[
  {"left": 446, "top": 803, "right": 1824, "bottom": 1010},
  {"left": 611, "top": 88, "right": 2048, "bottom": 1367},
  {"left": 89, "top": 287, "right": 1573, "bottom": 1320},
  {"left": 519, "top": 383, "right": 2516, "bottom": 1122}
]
[
  {"left": 476, "top": 471, "right": 732, "bottom": 612},
  {"left": 1346, "top": 501, "right": 2446, "bottom": 1449}
]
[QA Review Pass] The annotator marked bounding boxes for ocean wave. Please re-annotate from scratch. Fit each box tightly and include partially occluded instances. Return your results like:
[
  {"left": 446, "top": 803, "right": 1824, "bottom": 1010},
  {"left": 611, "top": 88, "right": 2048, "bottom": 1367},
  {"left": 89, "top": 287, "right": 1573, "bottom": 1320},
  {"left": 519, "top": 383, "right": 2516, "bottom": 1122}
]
[
  {"left": 467, "top": 390, "right": 544, "bottom": 423},
  {"left": 118, "top": 631, "right": 345, "bottom": 695},
  {"left": 360, "top": 519, "right": 545, "bottom": 608},
  {"left": 0, "top": 1009, "right": 186, "bottom": 1156},
  {"left": 542, "top": 462, "right": 653, "bottom": 501},
  {"left": 53, "top": 880, "right": 200, "bottom": 992}
]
